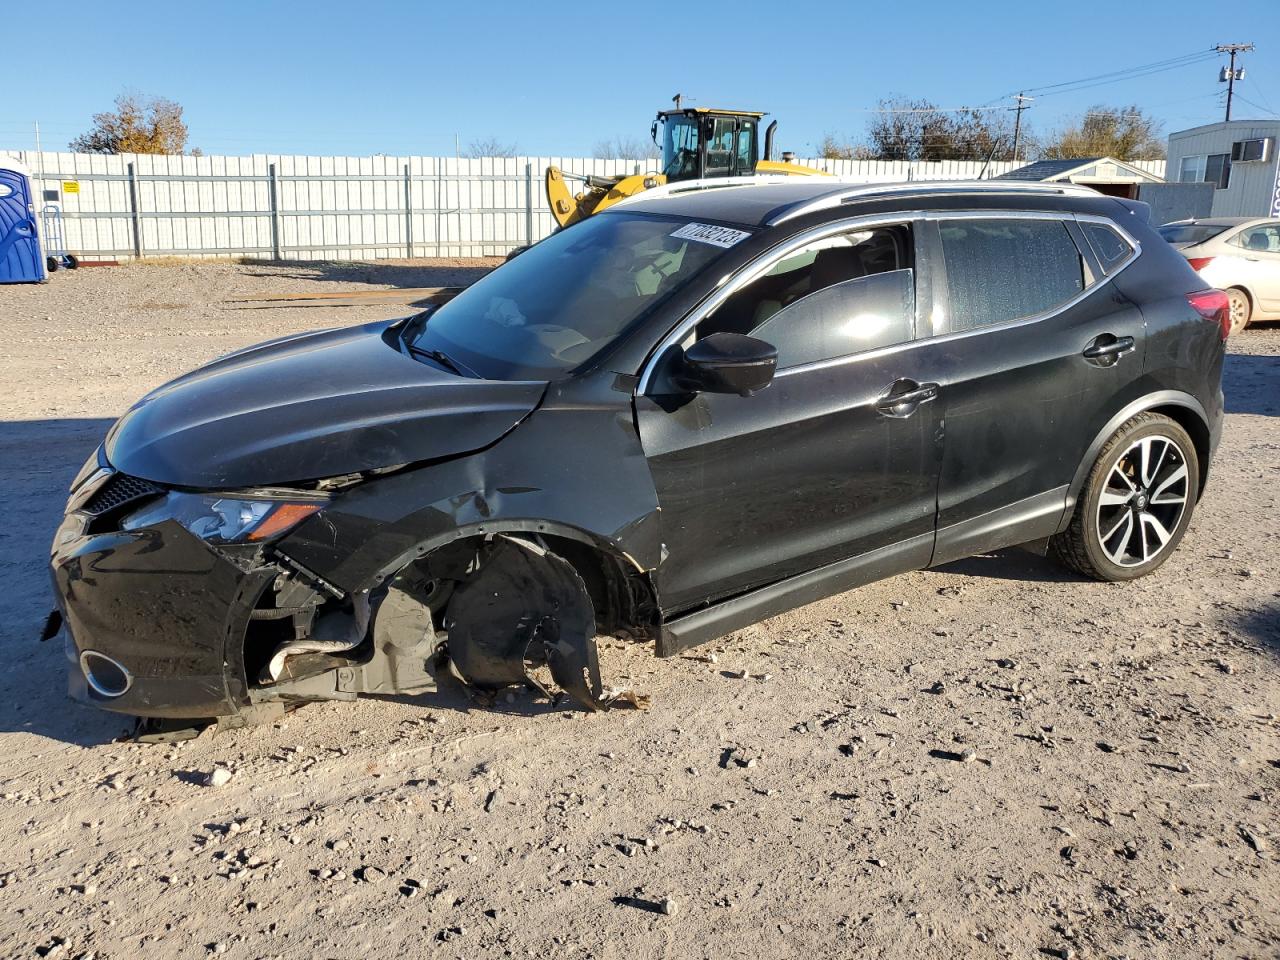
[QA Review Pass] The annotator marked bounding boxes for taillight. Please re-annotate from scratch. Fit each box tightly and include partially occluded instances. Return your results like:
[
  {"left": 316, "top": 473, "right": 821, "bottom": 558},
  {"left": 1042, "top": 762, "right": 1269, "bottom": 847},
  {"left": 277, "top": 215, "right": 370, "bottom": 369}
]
[
  {"left": 1187, "top": 257, "right": 1215, "bottom": 272},
  {"left": 1186, "top": 289, "right": 1230, "bottom": 340}
]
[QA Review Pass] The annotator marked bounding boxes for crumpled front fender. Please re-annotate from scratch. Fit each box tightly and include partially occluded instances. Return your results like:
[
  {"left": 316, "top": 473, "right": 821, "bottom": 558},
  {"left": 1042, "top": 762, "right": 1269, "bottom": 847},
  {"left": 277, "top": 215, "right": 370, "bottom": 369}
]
[{"left": 278, "top": 379, "right": 663, "bottom": 596}]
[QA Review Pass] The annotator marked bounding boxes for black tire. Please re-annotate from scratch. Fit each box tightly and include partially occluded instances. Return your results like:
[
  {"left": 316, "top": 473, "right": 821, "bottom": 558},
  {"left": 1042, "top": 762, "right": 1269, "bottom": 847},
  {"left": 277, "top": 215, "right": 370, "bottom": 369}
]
[
  {"left": 1050, "top": 412, "right": 1199, "bottom": 582},
  {"left": 66, "top": 255, "right": 79, "bottom": 270},
  {"left": 46, "top": 256, "right": 60, "bottom": 273},
  {"left": 1226, "top": 287, "right": 1251, "bottom": 336}
]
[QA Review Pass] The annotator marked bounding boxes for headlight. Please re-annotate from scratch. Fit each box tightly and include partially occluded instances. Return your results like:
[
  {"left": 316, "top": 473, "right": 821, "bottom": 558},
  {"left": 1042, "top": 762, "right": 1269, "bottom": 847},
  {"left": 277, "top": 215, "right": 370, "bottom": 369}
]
[
  {"left": 121, "top": 492, "right": 324, "bottom": 544},
  {"left": 69, "top": 446, "right": 107, "bottom": 494}
]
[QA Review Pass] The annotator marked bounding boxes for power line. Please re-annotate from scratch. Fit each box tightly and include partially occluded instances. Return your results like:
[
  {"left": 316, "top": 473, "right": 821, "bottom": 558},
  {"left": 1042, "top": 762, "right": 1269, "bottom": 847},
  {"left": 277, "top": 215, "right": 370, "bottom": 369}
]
[
  {"left": 1230, "top": 94, "right": 1277, "bottom": 118},
  {"left": 1017, "top": 49, "right": 1218, "bottom": 98},
  {"left": 1246, "top": 73, "right": 1277, "bottom": 116},
  {"left": 1031, "top": 56, "right": 1220, "bottom": 99},
  {"left": 843, "top": 104, "right": 1008, "bottom": 114}
]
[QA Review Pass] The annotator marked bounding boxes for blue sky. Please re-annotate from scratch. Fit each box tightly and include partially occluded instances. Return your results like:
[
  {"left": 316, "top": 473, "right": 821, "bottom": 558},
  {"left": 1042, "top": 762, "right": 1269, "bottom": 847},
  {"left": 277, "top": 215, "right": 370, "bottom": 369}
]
[{"left": 4, "top": 0, "right": 1278, "bottom": 158}]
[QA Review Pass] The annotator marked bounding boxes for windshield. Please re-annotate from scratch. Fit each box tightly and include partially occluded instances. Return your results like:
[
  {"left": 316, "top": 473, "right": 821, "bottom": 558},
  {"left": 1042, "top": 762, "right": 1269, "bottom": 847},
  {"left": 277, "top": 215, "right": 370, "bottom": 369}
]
[
  {"left": 407, "top": 213, "right": 741, "bottom": 380},
  {"left": 1158, "top": 223, "right": 1230, "bottom": 245},
  {"left": 663, "top": 116, "right": 701, "bottom": 180}
]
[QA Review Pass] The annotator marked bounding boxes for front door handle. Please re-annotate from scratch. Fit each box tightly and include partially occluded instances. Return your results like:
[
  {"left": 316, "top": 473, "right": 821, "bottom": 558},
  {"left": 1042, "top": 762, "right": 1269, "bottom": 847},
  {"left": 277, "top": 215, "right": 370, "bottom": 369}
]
[
  {"left": 876, "top": 379, "right": 939, "bottom": 418},
  {"left": 1082, "top": 335, "right": 1135, "bottom": 366}
]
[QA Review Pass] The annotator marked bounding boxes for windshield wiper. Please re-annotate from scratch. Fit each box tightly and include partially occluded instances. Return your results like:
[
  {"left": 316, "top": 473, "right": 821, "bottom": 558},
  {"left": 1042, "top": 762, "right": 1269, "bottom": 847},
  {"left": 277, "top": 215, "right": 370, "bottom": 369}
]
[{"left": 407, "top": 344, "right": 473, "bottom": 377}]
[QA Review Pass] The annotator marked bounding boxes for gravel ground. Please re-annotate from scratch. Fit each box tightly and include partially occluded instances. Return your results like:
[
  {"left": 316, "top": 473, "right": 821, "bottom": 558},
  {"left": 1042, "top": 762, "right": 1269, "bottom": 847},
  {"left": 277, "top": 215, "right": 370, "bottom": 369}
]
[{"left": 1, "top": 261, "right": 1277, "bottom": 960}]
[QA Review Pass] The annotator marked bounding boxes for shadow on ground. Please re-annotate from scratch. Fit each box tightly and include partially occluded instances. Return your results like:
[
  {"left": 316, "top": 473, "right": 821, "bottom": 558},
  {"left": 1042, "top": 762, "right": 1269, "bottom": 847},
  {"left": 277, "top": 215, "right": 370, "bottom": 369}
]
[
  {"left": 0, "top": 417, "right": 135, "bottom": 746},
  {"left": 933, "top": 548, "right": 1086, "bottom": 583},
  {"left": 238, "top": 259, "right": 500, "bottom": 290},
  {"left": 1224, "top": 353, "right": 1280, "bottom": 417},
  {"left": 1227, "top": 601, "right": 1280, "bottom": 655}
]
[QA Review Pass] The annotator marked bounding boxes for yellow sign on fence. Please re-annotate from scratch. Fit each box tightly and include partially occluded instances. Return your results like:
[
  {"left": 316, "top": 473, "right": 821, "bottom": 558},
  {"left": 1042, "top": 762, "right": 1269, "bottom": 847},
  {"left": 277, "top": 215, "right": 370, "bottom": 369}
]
[{"left": 61, "top": 181, "right": 80, "bottom": 194}]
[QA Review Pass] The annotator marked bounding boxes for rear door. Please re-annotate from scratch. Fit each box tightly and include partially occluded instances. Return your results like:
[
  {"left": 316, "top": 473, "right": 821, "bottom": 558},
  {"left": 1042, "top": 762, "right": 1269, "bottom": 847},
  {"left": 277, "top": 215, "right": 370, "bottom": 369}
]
[
  {"left": 0, "top": 169, "right": 43, "bottom": 284},
  {"left": 635, "top": 219, "right": 942, "bottom": 612},
  {"left": 923, "top": 212, "right": 1147, "bottom": 564}
]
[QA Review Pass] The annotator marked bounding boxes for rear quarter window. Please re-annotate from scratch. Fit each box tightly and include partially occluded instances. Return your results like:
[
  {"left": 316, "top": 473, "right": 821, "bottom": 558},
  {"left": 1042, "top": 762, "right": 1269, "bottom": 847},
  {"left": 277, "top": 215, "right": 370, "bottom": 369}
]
[
  {"left": 939, "top": 218, "right": 1085, "bottom": 332},
  {"left": 1082, "top": 222, "right": 1134, "bottom": 273}
]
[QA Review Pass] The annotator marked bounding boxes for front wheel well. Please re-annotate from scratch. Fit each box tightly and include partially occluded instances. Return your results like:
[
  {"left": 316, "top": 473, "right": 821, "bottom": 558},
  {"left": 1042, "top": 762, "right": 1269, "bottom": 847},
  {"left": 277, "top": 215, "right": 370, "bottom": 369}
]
[
  {"left": 404, "top": 531, "right": 658, "bottom": 643},
  {"left": 515, "top": 533, "right": 659, "bottom": 642}
]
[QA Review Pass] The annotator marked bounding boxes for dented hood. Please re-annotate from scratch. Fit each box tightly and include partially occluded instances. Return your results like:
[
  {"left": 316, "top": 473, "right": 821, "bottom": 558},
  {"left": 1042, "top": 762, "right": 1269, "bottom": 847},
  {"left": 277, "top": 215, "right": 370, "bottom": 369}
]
[{"left": 105, "top": 320, "right": 546, "bottom": 489}]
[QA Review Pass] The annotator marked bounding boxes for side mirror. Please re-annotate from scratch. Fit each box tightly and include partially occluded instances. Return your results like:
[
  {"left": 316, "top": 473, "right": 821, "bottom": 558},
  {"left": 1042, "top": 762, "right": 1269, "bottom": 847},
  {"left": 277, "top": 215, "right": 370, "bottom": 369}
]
[{"left": 676, "top": 333, "right": 777, "bottom": 397}]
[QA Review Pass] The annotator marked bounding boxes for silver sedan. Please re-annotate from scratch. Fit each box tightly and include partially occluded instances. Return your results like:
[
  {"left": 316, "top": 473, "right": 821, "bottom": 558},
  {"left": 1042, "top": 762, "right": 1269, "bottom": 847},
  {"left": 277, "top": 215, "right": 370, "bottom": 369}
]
[{"left": 1159, "top": 217, "right": 1280, "bottom": 335}]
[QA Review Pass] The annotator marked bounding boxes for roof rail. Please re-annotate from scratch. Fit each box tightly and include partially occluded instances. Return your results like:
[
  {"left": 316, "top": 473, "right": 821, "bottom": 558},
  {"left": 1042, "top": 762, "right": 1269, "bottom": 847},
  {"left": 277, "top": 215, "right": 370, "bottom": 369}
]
[
  {"left": 767, "top": 180, "right": 1102, "bottom": 224},
  {"left": 608, "top": 174, "right": 820, "bottom": 209}
]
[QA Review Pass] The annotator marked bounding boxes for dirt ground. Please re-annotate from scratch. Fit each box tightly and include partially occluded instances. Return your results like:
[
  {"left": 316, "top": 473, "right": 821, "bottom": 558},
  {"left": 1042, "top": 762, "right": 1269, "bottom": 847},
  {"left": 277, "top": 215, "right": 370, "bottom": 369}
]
[{"left": 1, "top": 260, "right": 1276, "bottom": 960}]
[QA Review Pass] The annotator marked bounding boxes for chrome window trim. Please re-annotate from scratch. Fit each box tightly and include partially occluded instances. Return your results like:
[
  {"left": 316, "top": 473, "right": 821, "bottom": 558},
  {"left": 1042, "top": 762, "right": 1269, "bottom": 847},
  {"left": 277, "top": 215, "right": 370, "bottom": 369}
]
[
  {"left": 637, "top": 209, "right": 1141, "bottom": 394},
  {"left": 766, "top": 181, "right": 1103, "bottom": 226}
]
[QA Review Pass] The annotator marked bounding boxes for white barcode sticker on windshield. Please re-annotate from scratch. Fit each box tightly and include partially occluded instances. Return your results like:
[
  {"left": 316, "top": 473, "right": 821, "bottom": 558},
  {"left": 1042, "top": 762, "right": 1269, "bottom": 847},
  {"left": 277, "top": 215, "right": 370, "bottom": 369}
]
[{"left": 669, "top": 222, "right": 751, "bottom": 248}]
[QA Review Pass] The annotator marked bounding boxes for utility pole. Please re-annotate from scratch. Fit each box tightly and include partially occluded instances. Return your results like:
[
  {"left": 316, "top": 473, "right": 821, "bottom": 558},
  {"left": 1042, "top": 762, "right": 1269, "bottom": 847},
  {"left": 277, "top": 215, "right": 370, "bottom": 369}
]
[
  {"left": 1011, "top": 93, "right": 1033, "bottom": 164},
  {"left": 1216, "top": 43, "right": 1254, "bottom": 122},
  {"left": 33, "top": 121, "right": 45, "bottom": 181}
]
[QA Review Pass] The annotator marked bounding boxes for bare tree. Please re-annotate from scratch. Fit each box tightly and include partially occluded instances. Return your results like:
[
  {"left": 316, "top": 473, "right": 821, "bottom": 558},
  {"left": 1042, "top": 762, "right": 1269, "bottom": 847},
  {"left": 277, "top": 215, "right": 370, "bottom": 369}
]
[
  {"left": 816, "top": 134, "right": 876, "bottom": 161},
  {"left": 864, "top": 97, "right": 1025, "bottom": 161},
  {"left": 592, "top": 135, "right": 659, "bottom": 160},
  {"left": 463, "top": 137, "right": 517, "bottom": 158},
  {"left": 1041, "top": 105, "right": 1165, "bottom": 160},
  {"left": 70, "top": 93, "right": 194, "bottom": 155}
]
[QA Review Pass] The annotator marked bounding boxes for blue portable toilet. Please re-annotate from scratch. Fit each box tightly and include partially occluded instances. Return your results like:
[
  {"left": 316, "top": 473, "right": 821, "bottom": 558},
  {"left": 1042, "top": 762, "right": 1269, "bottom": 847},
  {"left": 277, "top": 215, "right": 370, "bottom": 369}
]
[{"left": 0, "top": 159, "right": 47, "bottom": 283}]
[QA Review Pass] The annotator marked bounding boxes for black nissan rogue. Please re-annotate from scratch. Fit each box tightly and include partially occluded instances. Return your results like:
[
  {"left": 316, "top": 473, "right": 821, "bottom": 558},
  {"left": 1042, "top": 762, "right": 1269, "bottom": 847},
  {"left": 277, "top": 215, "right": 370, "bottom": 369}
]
[{"left": 50, "top": 179, "right": 1228, "bottom": 723}]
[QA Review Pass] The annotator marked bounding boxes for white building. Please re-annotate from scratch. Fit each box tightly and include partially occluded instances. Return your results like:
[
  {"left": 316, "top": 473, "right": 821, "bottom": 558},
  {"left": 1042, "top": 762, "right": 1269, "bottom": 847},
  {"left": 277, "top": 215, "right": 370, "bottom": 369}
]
[{"left": 1166, "top": 120, "right": 1280, "bottom": 217}]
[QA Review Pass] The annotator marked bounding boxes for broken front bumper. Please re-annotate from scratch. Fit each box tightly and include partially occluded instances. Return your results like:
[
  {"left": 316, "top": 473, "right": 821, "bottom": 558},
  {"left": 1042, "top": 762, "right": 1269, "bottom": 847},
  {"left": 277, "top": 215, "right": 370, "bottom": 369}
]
[
  {"left": 51, "top": 513, "right": 274, "bottom": 719},
  {"left": 50, "top": 478, "right": 625, "bottom": 721}
]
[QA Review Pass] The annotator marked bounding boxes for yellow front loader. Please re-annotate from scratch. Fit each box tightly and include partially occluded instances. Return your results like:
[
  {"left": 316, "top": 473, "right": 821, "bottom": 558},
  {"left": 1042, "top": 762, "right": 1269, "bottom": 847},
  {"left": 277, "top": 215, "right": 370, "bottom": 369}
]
[{"left": 546, "top": 106, "right": 828, "bottom": 229}]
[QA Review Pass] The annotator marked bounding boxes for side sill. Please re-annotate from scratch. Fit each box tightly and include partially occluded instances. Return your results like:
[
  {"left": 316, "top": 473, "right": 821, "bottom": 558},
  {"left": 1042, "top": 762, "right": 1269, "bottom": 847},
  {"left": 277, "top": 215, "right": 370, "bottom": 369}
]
[
  {"left": 930, "top": 485, "right": 1069, "bottom": 568},
  {"left": 655, "top": 532, "right": 933, "bottom": 657}
]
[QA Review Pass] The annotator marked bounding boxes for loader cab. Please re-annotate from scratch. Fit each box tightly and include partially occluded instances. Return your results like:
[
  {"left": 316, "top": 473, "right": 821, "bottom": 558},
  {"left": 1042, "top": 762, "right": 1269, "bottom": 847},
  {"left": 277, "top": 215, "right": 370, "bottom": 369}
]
[{"left": 654, "top": 109, "right": 764, "bottom": 182}]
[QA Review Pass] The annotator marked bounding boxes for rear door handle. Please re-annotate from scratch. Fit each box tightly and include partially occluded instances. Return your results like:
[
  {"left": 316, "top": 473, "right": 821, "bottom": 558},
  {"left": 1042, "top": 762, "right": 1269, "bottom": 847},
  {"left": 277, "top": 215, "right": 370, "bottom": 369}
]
[
  {"left": 876, "top": 379, "right": 939, "bottom": 418},
  {"left": 1082, "top": 335, "right": 1135, "bottom": 366}
]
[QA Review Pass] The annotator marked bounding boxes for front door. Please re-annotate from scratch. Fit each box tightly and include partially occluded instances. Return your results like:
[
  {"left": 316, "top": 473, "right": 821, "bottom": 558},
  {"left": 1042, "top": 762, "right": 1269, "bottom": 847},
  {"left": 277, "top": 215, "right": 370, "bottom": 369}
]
[
  {"left": 636, "top": 221, "right": 942, "bottom": 613},
  {"left": 0, "top": 169, "right": 44, "bottom": 284}
]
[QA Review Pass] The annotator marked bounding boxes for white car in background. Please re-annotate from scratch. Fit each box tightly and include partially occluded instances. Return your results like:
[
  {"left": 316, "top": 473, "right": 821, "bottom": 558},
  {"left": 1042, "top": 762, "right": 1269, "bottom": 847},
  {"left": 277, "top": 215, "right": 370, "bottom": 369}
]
[{"left": 1159, "top": 217, "right": 1280, "bottom": 335}]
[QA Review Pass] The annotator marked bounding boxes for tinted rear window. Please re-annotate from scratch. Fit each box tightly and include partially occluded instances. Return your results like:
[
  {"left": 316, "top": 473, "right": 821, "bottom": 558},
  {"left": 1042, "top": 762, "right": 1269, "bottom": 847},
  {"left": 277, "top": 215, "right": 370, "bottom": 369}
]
[
  {"left": 1158, "top": 223, "right": 1229, "bottom": 245},
  {"left": 940, "top": 219, "right": 1085, "bottom": 332}
]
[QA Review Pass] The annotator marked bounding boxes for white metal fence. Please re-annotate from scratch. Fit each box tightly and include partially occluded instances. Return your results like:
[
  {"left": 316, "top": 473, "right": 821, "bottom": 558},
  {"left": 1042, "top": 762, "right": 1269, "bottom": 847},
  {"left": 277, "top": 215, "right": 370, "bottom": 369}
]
[{"left": 1, "top": 150, "right": 1165, "bottom": 262}]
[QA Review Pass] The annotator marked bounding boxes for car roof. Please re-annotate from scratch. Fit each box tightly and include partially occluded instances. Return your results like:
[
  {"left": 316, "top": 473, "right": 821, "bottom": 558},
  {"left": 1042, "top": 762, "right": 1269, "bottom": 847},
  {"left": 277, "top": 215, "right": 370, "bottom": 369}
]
[{"left": 614, "top": 177, "right": 1107, "bottom": 228}]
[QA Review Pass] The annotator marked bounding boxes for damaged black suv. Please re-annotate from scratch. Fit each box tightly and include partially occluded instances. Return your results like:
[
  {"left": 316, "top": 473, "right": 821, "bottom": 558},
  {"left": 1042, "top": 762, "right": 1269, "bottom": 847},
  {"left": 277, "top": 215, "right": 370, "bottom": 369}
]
[{"left": 51, "top": 179, "right": 1227, "bottom": 724}]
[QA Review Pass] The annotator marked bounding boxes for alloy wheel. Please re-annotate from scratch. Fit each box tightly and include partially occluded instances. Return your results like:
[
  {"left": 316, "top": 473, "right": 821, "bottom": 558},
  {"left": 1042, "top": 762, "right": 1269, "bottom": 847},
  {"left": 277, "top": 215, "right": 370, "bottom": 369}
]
[{"left": 1094, "top": 435, "right": 1190, "bottom": 568}]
